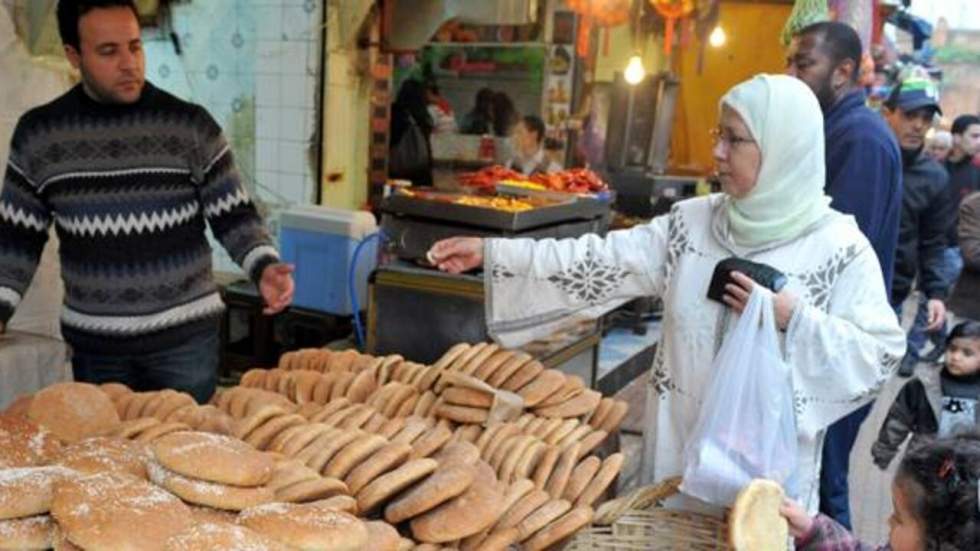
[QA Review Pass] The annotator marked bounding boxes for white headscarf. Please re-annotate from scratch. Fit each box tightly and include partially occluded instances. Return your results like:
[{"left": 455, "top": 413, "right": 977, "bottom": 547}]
[{"left": 720, "top": 74, "right": 832, "bottom": 247}]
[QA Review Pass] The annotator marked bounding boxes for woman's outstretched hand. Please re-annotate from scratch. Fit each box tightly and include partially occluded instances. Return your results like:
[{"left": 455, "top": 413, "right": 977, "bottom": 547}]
[
  {"left": 723, "top": 271, "right": 797, "bottom": 330},
  {"left": 427, "top": 237, "right": 485, "bottom": 274}
]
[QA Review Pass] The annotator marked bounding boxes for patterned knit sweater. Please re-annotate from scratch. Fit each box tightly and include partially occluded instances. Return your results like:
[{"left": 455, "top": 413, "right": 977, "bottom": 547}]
[{"left": 0, "top": 83, "right": 279, "bottom": 353}]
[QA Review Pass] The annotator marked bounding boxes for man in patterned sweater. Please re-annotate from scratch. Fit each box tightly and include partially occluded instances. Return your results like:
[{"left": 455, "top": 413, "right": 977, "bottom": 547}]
[{"left": 0, "top": 0, "right": 294, "bottom": 402}]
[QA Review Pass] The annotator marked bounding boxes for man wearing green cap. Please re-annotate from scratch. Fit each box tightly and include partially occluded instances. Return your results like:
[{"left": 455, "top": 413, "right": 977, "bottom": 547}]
[{"left": 883, "top": 77, "right": 957, "bottom": 376}]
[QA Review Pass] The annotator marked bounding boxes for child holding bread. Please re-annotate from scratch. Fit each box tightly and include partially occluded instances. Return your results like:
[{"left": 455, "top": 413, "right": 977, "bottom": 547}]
[{"left": 780, "top": 432, "right": 980, "bottom": 550}]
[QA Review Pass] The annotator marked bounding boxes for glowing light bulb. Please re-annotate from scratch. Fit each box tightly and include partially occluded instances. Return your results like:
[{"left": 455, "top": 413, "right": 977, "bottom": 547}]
[
  {"left": 624, "top": 55, "right": 646, "bottom": 85},
  {"left": 709, "top": 26, "right": 727, "bottom": 48}
]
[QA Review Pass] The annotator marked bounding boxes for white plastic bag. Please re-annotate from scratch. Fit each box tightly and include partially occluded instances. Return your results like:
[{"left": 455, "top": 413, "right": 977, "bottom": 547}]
[{"left": 680, "top": 287, "right": 799, "bottom": 506}]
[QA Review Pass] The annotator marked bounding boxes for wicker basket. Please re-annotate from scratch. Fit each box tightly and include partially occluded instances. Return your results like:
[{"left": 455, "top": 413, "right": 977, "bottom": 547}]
[{"left": 564, "top": 478, "right": 732, "bottom": 550}]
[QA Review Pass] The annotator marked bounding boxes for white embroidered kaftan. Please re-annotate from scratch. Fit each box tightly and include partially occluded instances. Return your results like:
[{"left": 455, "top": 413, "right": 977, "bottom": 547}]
[{"left": 483, "top": 194, "right": 906, "bottom": 513}]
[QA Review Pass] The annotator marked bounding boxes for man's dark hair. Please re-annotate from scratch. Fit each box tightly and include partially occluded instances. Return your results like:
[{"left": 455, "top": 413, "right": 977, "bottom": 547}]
[
  {"left": 57, "top": 0, "right": 139, "bottom": 51},
  {"left": 951, "top": 114, "right": 980, "bottom": 136},
  {"left": 795, "top": 21, "right": 863, "bottom": 83},
  {"left": 521, "top": 115, "right": 546, "bottom": 144}
]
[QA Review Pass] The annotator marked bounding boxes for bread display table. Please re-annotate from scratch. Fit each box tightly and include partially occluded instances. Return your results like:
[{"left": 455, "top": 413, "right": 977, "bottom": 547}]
[
  {"left": 0, "top": 342, "right": 633, "bottom": 550},
  {"left": 0, "top": 331, "right": 71, "bottom": 410}
]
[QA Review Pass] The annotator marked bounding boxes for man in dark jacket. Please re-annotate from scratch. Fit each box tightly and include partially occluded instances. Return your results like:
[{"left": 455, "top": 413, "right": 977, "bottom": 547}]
[
  {"left": 914, "top": 115, "right": 980, "bottom": 361},
  {"left": 787, "top": 21, "right": 903, "bottom": 529},
  {"left": 883, "top": 77, "right": 956, "bottom": 373}
]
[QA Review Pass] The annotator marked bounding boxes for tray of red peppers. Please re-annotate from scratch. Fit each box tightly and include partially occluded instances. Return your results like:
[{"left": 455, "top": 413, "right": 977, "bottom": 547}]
[{"left": 457, "top": 165, "right": 609, "bottom": 194}]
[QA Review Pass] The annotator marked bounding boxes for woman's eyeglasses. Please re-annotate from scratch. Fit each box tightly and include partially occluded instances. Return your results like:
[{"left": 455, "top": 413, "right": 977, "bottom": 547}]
[{"left": 710, "top": 127, "right": 756, "bottom": 149}]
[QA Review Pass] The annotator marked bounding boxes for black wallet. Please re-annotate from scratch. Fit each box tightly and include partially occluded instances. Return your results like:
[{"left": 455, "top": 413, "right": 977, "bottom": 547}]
[{"left": 706, "top": 257, "right": 788, "bottom": 304}]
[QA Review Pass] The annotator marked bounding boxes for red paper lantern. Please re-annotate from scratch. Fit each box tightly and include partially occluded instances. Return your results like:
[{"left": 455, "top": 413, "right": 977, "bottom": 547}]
[
  {"left": 567, "top": 0, "right": 631, "bottom": 58},
  {"left": 649, "top": 0, "right": 695, "bottom": 55}
]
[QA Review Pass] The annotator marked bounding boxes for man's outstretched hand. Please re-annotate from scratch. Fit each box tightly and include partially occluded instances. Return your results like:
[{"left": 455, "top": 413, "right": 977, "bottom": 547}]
[{"left": 260, "top": 263, "right": 295, "bottom": 315}]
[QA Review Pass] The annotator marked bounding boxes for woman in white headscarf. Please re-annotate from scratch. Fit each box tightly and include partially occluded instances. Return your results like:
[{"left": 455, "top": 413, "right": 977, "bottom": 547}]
[{"left": 427, "top": 74, "right": 905, "bottom": 513}]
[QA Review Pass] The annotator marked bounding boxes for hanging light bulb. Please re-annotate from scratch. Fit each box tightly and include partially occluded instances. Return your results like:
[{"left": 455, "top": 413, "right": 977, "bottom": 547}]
[
  {"left": 709, "top": 26, "right": 727, "bottom": 48},
  {"left": 624, "top": 54, "right": 646, "bottom": 85}
]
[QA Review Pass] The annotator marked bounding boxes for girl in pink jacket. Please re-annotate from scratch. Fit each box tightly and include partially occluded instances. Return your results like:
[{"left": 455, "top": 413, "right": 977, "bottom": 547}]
[{"left": 781, "top": 432, "right": 980, "bottom": 550}]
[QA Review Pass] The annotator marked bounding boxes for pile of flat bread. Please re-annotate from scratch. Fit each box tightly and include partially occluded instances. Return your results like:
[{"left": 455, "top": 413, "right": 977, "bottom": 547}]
[{"left": 0, "top": 342, "right": 630, "bottom": 550}]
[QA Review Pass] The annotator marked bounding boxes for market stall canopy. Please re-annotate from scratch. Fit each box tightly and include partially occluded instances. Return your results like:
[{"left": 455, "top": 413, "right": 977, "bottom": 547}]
[{"left": 385, "top": 0, "right": 538, "bottom": 51}]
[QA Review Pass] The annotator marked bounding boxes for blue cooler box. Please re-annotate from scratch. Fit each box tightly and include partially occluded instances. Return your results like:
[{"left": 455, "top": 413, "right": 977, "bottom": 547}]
[{"left": 279, "top": 206, "right": 378, "bottom": 316}]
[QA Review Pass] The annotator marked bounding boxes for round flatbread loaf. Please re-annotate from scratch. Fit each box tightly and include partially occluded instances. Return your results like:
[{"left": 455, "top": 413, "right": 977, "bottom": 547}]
[
  {"left": 323, "top": 434, "right": 388, "bottom": 479},
  {"left": 0, "top": 415, "right": 61, "bottom": 468},
  {"left": 431, "top": 440, "right": 481, "bottom": 468},
  {"left": 410, "top": 425, "right": 453, "bottom": 460},
  {"left": 247, "top": 414, "right": 307, "bottom": 451},
  {"left": 517, "top": 371, "right": 566, "bottom": 408},
  {"left": 455, "top": 423, "right": 484, "bottom": 444},
  {"left": 522, "top": 506, "right": 593, "bottom": 551},
  {"left": 56, "top": 437, "right": 147, "bottom": 479},
  {"left": 27, "top": 383, "right": 120, "bottom": 444},
  {"left": 544, "top": 443, "right": 581, "bottom": 499},
  {"left": 238, "top": 502, "right": 368, "bottom": 551},
  {"left": 543, "top": 419, "right": 580, "bottom": 446},
  {"left": 516, "top": 498, "right": 572, "bottom": 541},
  {"left": 495, "top": 489, "right": 549, "bottom": 531},
  {"left": 308, "top": 495, "right": 358, "bottom": 515},
  {"left": 109, "top": 417, "right": 160, "bottom": 440},
  {"left": 234, "top": 406, "right": 289, "bottom": 441},
  {"left": 473, "top": 350, "right": 514, "bottom": 382},
  {"left": 344, "top": 442, "right": 412, "bottom": 495},
  {"left": 0, "top": 514, "right": 54, "bottom": 550},
  {"left": 488, "top": 354, "right": 534, "bottom": 388},
  {"left": 729, "top": 479, "right": 788, "bottom": 551},
  {"left": 432, "top": 343, "right": 471, "bottom": 371},
  {"left": 599, "top": 401, "right": 629, "bottom": 434},
  {"left": 576, "top": 430, "right": 608, "bottom": 460},
  {"left": 435, "top": 404, "right": 489, "bottom": 425},
  {"left": 532, "top": 445, "right": 562, "bottom": 490},
  {"left": 152, "top": 431, "right": 274, "bottom": 487},
  {"left": 0, "top": 466, "right": 76, "bottom": 520},
  {"left": 563, "top": 456, "right": 601, "bottom": 503},
  {"left": 147, "top": 462, "right": 275, "bottom": 511},
  {"left": 498, "top": 358, "right": 543, "bottom": 392},
  {"left": 165, "top": 522, "right": 288, "bottom": 551},
  {"left": 442, "top": 387, "right": 494, "bottom": 409},
  {"left": 409, "top": 463, "right": 504, "bottom": 543},
  {"left": 556, "top": 425, "right": 593, "bottom": 452},
  {"left": 482, "top": 424, "right": 521, "bottom": 461},
  {"left": 51, "top": 471, "right": 193, "bottom": 551},
  {"left": 306, "top": 430, "right": 363, "bottom": 474},
  {"left": 275, "top": 477, "right": 348, "bottom": 504},
  {"left": 280, "top": 424, "right": 332, "bottom": 458},
  {"left": 574, "top": 452, "right": 624, "bottom": 507},
  {"left": 535, "top": 389, "right": 602, "bottom": 419},
  {"left": 364, "top": 521, "right": 401, "bottom": 551},
  {"left": 133, "top": 422, "right": 191, "bottom": 443},
  {"left": 267, "top": 460, "right": 320, "bottom": 493},
  {"left": 391, "top": 417, "right": 431, "bottom": 445},
  {"left": 384, "top": 462, "right": 475, "bottom": 524},
  {"left": 356, "top": 458, "right": 438, "bottom": 515}
]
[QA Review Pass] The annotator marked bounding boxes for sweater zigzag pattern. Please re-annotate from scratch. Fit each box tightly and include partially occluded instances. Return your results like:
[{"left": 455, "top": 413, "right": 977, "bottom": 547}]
[{"left": 0, "top": 83, "right": 279, "bottom": 353}]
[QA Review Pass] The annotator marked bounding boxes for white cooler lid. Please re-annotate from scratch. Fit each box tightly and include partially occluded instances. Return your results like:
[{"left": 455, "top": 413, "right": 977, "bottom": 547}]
[{"left": 280, "top": 205, "right": 378, "bottom": 239}]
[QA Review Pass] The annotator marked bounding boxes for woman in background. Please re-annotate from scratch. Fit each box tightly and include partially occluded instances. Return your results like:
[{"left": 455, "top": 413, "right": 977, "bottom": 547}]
[
  {"left": 389, "top": 79, "right": 434, "bottom": 186},
  {"left": 460, "top": 87, "right": 495, "bottom": 135}
]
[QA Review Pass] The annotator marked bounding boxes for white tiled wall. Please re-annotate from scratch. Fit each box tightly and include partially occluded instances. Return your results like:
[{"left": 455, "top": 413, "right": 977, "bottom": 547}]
[{"left": 143, "top": 0, "right": 325, "bottom": 274}]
